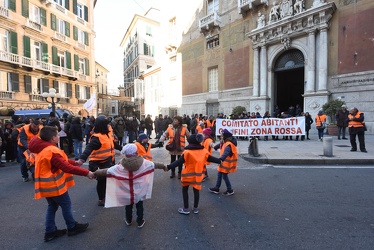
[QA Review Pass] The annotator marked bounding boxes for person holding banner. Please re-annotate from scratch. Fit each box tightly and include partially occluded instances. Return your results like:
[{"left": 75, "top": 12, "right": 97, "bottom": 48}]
[
  {"left": 209, "top": 129, "right": 238, "bottom": 196},
  {"left": 315, "top": 110, "right": 327, "bottom": 141}
]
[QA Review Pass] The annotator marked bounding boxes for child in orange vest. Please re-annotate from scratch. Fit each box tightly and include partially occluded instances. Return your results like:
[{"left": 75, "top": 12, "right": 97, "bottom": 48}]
[
  {"left": 29, "top": 126, "right": 95, "bottom": 242},
  {"left": 134, "top": 133, "right": 163, "bottom": 161},
  {"left": 167, "top": 134, "right": 221, "bottom": 214},
  {"left": 202, "top": 128, "right": 215, "bottom": 181},
  {"left": 209, "top": 129, "right": 238, "bottom": 196}
]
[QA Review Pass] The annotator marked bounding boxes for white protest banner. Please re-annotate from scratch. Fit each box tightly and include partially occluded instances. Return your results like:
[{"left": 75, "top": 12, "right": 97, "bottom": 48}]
[{"left": 215, "top": 117, "right": 305, "bottom": 136}]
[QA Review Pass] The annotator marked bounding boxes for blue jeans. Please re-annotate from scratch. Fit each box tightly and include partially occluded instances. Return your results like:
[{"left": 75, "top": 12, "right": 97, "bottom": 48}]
[
  {"left": 18, "top": 147, "right": 32, "bottom": 178},
  {"left": 45, "top": 191, "right": 76, "bottom": 233},
  {"left": 317, "top": 128, "right": 325, "bottom": 140},
  {"left": 73, "top": 139, "right": 82, "bottom": 160},
  {"left": 215, "top": 172, "right": 232, "bottom": 191}
]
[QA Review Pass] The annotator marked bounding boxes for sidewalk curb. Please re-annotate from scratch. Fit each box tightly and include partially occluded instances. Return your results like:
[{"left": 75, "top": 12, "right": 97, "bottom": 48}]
[{"left": 240, "top": 154, "right": 374, "bottom": 165}]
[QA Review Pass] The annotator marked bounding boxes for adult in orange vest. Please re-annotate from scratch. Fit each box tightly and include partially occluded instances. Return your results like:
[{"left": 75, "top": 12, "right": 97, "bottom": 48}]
[
  {"left": 348, "top": 107, "right": 367, "bottom": 152},
  {"left": 134, "top": 133, "right": 162, "bottom": 161},
  {"left": 315, "top": 110, "right": 327, "bottom": 141},
  {"left": 205, "top": 116, "right": 216, "bottom": 137},
  {"left": 18, "top": 118, "right": 43, "bottom": 182},
  {"left": 77, "top": 116, "right": 122, "bottom": 206},
  {"left": 196, "top": 121, "right": 204, "bottom": 134},
  {"left": 209, "top": 129, "right": 238, "bottom": 196},
  {"left": 159, "top": 116, "right": 191, "bottom": 179},
  {"left": 202, "top": 127, "right": 215, "bottom": 181},
  {"left": 167, "top": 134, "right": 221, "bottom": 214},
  {"left": 29, "top": 126, "right": 94, "bottom": 242}
]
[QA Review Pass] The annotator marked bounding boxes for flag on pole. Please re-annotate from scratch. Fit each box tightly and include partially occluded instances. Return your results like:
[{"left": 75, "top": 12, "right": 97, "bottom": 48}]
[{"left": 83, "top": 93, "right": 97, "bottom": 112}]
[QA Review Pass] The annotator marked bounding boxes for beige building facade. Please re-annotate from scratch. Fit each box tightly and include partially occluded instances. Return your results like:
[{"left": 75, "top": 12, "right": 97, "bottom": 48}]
[{"left": 0, "top": 0, "right": 97, "bottom": 118}]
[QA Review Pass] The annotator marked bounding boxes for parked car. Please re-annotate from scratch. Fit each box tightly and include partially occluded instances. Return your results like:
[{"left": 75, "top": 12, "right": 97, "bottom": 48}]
[{"left": 15, "top": 109, "right": 73, "bottom": 120}]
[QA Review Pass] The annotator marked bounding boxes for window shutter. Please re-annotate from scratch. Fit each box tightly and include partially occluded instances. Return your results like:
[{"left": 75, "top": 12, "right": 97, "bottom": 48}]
[
  {"left": 53, "top": 80, "right": 59, "bottom": 91},
  {"left": 24, "top": 75, "right": 32, "bottom": 93},
  {"left": 21, "top": 0, "right": 29, "bottom": 18},
  {"left": 65, "top": 21, "right": 70, "bottom": 37},
  {"left": 10, "top": 31, "right": 18, "bottom": 54},
  {"left": 8, "top": 0, "right": 16, "bottom": 12},
  {"left": 23, "top": 35, "right": 31, "bottom": 58},
  {"left": 144, "top": 43, "right": 147, "bottom": 55},
  {"left": 40, "top": 8, "right": 46, "bottom": 26},
  {"left": 51, "top": 14, "right": 56, "bottom": 31},
  {"left": 42, "top": 43, "right": 48, "bottom": 62},
  {"left": 66, "top": 51, "right": 71, "bottom": 69},
  {"left": 10, "top": 73, "right": 20, "bottom": 92},
  {"left": 67, "top": 83, "right": 72, "bottom": 97},
  {"left": 75, "top": 84, "right": 80, "bottom": 98},
  {"left": 65, "top": 0, "right": 70, "bottom": 10},
  {"left": 74, "top": 54, "right": 79, "bottom": 71},
  {"left": 52, "top": 46, "right": 58, "bottom": 65},
  {"left": 86, "top": 86, "right": 90, "bottom": 99},
  {"left": 84, "top": 58, "right": 90, "bottom": 76},
  {"left": 42, "top": 79, "right": 49, "bottom": 93},
  {"left": 73, "top": 26, "right": 78, "bottom": 40},
  {"left": 84, "top": 32, "right": 89, "bottom": 46},
  {"left": 84, "top": 5, "right": 88, "bottom": 22},
  {"left": 73, "top": 0, "right": 77, "bottom": 14}
]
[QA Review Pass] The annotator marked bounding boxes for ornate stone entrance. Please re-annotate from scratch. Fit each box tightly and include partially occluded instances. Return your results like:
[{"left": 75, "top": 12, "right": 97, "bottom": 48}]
[
  {"left": 247, "top": 0, "right": 336, "bottom": 116},
  {"left": 274, "top": 49, "right": 305, "bottom": 112}
]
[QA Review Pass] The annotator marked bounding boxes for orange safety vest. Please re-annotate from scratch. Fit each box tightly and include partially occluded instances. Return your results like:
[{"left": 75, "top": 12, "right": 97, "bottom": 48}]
[
  {"left": 18, "top": 124, "right": 42, "bottom": 147},
  {"left": 218, "top": 141, "right": 238, "bottom": 174},
  {"left": 181, "top": 149, "right": 209, "bottom": 190},
  {"left": 34, "top": 146, "right": 74, "bottom": 199},
  {"left": 315, "top": 114, "right": 326, "bottom": 127},
  {"left": 167, "top": 125, "right": 187, "bottom": 148},
  {"left": 348, "top": 112, "right": 364, "bottom": 128},
  {"left": 89, "top": 133, "right": 115, "bottom": 162},
  {"left": 135, "top": 142, "right": 152, "bottom": 161},
  {"left": 196, "top": 125, "right": 203, "bottom": 134},
  {"left": 206, "top": 120, "right": 215, "bottom": 128},
  {"left": 202, "top": 137, "right": 213, "bottom": 165}
]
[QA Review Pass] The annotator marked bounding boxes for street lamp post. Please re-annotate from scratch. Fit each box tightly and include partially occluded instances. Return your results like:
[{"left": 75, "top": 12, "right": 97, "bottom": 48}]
[{"left": 42, "top": 88, "right": 61, "bottom": 114}]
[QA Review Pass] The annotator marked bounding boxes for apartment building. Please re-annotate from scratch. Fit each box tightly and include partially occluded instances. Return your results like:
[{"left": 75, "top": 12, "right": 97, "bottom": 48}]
[
  {"left": 119, "top": 8, "right": 160, "bottom": 117},
  {"left": 0, "top": 0, "right": 96, "bottom": 118}
]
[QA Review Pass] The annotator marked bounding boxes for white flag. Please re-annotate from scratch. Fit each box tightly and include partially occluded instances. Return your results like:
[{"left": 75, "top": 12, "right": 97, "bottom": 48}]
[{"left": 83, "top": 93, "right": 97, "bottom": 112}]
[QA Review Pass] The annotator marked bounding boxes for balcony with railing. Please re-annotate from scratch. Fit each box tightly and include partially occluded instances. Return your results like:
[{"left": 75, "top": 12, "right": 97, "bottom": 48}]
[
  {"left": 0, "top": 6, "right": 9, "bottom": 18},
  {"left": 26, "top": 19, "right": 43, "bottom": 32},
  {"left": 54, "top": 31, "right": 66, "bottom": 42},
  {"left": 58, "top": 97, "right": 70, "bottom": 103},
  {"left": 29, "top": 94, "right": 45, "bottom": 102},
  {"left": 199, "top": 12, "right": 221, "bottom": 32},
  {"left": 0, "top": 91, "right": 13, "bottom": 99},
  {"left": 76, "top": 16, "right": 85, "bottom": 25},
  {"left": 238, "top": 0, "right": 268, "bottom": 15},
  {"left": 76, "top": 42, "right": 86, "bottom": 50},
  {"left": 0, "top": 49, "right": 82, "bottom": 79},
  {"left": 53, "top": 2, "right": 66, "bottom": 13}
]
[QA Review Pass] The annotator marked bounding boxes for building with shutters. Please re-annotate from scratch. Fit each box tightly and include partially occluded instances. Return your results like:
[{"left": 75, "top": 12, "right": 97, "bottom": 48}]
[{"left": 0, "top": 0, "right": 97, "bottom": 117}]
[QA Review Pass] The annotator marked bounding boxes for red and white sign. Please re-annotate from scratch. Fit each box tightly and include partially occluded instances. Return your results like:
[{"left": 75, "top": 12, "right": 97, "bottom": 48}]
[{"left": 215, "top": 117, "right": 305, "bottom": 136}]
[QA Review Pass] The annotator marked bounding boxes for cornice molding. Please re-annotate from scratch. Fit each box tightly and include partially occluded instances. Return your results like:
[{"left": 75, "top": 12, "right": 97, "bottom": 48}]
[{"left": 247, "top": 2, "right": 336, "bottom": 48}]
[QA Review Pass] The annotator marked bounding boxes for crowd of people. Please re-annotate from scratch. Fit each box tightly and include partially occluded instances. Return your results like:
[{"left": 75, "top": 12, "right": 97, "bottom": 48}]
[{"left": 0, "top": 105, "right": 367, "bottom": 241}]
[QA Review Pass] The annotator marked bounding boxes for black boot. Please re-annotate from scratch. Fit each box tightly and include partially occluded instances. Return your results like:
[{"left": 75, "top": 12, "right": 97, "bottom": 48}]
[
  {"left": 67, "top": 222, "right": 89, "bottom": 236},
  {"left": 44, "top": 229, "right": 67, "bottom": 242},
  {"left": 170, "top": 172, "right": 175, "bottom": 178}
]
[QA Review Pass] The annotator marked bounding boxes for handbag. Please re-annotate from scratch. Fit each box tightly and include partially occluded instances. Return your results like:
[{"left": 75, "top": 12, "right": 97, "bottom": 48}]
[{"left": 165, "top": 141, "right": 176, "bottom": 151}]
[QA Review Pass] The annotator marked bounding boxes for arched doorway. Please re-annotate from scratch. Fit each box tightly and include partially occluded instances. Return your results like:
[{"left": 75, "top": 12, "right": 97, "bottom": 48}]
[{"left": 274, "top": 49, "right": 305, "bottom": 114}]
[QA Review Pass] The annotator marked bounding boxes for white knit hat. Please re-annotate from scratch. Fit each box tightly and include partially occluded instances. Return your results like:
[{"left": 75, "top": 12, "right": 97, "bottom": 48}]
[{"left": 121, "top": 144, "right": 137, "bottom": 157}]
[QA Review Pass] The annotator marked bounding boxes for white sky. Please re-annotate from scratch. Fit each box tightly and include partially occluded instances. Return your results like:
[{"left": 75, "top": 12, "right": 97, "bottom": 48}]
[{"left": 94, "top": 0, "right": 154, "bottom": 90}]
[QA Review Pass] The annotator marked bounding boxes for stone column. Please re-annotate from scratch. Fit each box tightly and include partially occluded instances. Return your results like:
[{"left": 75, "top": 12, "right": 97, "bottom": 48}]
[
  {"left": 260, "top": 45, "right": 267, "bottom": 97},
  {"left": 306, "top": 30, "right": 316, "bottom": 93},
  {"left": 318, "top": 28, "right": 328, "bottom": 91},
  {"left": 253, "top": 47, "right": 259, "bottom": 97}
]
